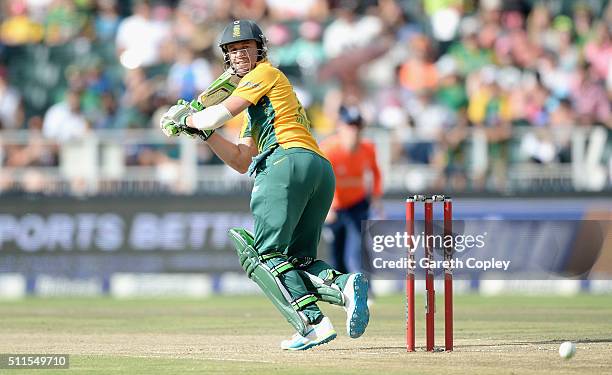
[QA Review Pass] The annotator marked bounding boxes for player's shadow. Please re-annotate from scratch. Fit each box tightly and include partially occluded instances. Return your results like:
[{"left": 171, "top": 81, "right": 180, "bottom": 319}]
[
  {"left": 327, "top": 338, "right": 612, "bottom": 352},
  {"left": 460, "top": 338, "right": 612, "bottom": 348}
]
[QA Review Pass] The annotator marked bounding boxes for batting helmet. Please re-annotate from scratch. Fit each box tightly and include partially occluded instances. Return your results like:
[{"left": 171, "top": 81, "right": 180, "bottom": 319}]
[{"left": 219, "top": 20, "right": 268, "bottom": 63}]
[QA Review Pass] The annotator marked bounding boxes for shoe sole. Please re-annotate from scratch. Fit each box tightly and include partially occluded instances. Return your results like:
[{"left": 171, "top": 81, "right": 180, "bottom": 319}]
[
  {"left": 347, "top": 273, "right": 370, "bottom": 339},
  {"left": 284, "top": 331, "right": 337, "bottom": 351}
]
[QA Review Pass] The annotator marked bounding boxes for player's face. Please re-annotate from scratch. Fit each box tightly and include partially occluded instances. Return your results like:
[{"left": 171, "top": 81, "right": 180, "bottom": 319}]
[
  {"left": 339, "top": 122, "right": 362, "bottom": 150},
  {"left": 227, "top": 40, "right": 258, "bottom": 76}
]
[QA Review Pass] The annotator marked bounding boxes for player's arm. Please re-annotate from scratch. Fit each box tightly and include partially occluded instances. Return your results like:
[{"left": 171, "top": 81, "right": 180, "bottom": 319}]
[
  {"left": 184, "top": 96, "right": 251, "bottom": 130},
  {"left": 182, "top": 62, "right": 272, "bottom": 131},
  {"left": 185, "top": 63, "right": 273, "bottom": 131},
  {"left": 206, "top": 133, "right": 258, "bottom": 174},
  {"left": 182, "top": 96, "right": 256, "bottom": 174}
]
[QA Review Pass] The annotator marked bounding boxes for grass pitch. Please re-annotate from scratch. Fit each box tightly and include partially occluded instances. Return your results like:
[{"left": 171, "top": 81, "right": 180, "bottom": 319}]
[{"left": 0, "top": 294, "right": 611, "bottom": 374}]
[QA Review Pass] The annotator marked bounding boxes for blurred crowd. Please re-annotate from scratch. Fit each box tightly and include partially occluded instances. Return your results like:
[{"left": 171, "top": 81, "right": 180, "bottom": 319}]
[{"left": 0, "top": 0, "right": 611, "bottom": 194}]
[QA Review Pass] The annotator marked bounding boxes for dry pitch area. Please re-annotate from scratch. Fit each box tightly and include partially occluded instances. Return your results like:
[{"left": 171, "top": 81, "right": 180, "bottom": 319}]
[{"left": 0, "top": 294, "right": 611, "bottom": 374}]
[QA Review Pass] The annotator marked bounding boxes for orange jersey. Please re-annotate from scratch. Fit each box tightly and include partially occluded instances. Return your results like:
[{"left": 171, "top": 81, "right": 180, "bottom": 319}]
[{"left": 320, "top": 135, "right": 383, "bottom": 210}]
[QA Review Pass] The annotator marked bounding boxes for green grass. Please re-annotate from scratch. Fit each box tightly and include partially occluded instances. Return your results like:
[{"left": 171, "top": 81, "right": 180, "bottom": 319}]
[{"left": 1, "top": 294, "right": 611, "bottom": 374}]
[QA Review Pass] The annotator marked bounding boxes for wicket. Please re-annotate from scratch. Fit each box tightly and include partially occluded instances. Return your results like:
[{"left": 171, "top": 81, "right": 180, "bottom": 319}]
[{"left": 405, "top": 195, "right": 453, "bottom": 352}]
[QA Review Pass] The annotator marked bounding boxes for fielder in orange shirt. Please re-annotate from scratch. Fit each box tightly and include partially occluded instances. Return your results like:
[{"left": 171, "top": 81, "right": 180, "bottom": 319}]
[{"left": 321, "top": 106, "right": 383, "bottom": 274}]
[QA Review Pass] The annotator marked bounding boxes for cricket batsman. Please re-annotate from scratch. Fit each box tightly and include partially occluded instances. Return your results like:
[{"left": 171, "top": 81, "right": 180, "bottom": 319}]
[{"left": 158, "top": 19, "right": 369, "bottom": 350}]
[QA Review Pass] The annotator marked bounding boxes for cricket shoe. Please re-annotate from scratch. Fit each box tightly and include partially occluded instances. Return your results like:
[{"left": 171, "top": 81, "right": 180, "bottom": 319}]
[
  {"left": 343, "top": 272, "right": 370, "bottom": 338},
  {"left": 280, "top": 317, "right": 337, "bottom": 351}
]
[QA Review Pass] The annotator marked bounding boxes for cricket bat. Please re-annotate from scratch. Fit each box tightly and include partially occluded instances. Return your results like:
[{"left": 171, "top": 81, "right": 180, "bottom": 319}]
[
  {"left": 197, "top": 68, "right": 241, "bottom": 108},
  {"left": 184, "top": 69, "right": 241, "bottom": 140}
]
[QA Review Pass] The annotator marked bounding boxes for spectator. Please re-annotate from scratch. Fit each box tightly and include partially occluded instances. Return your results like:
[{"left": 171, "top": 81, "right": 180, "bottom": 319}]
[
  {"left": 572, "top": 3, "right": 593, "bottom": 48},
  {"left": 398, "top": 34, "right": 439, "bottom": 93},
  {"left": 448, "top": 17, "right": 493, "bottom": 76},
  {"left": 166, "top": 43, "right": 214, "bottom": 101},
  {"left": 94, "top": 0, "right": 121, "bottom": 42},
  {"left": 42, "top": 89, "right": 88, "bottom": 142},
  {"left": 233, "top": 0, "right": 267, "bottom": 21},
  {"left": 435, "top": 55, "right": 468, "bottom": 112},
  {"left": 425, "top": 0, "right": 462, "bottom": 43},
  {"left": 572, "top": 64, "right": 611, "bottom": 126},
  {"left": 0, "top": 70, "right": 24, "bottom": 130},
  {"left": 0, "top": 0, "right": 44, "bottom": 45},
  {"left": 87, "top": 91, "right": 119, "bottom": 129},
  {"left": 406, "top": 90, "right": 456, "bottom": 165},
  {"left": 583, "top": 21, "right": 612, "bottom": 81},
  {"left": 293, "top": 21, "right": 326, "bottom": 75},
  {"left": 115, "top": 0, "right": 171, "bottom": 69},
  {"left": 44, "top": 0, "right": 86, "bottom": 46},
  {"left": 467, "top": 67, "right": 512, "bottom": 128},
  {"left": 266, "top": 0, "right": 328, "bottom": 21},
  {"left": 526, "top": 3, "right": 557, "bottom": 51},
  {"left": 0, "top": 115, "right": 58, "bottom": 193},
  {"left": 115, "top": 67, "right": 154, "bottom": 129},
  {"left": 467, "top": 66, "right": 512, "bottom": 189},
  {"left": 4, "top": 116, "right": 57, "bottom": 168},
  {"left": 171, "top": 7, "right": 201, "bottom": 47},
  {"left": 549, "top": 98, "right": 575, "bottom": 162},
  {"left": 553, "top": 16, "right": 579, "bottom": 71},
  {"left": 322, "top": 3, "right": 383, "bottom": 59},
  {"left": 538, "top": 52, "right": 571, "bottom": 100},
  {"left": 82, "top": 62, "right": 114, "bottom": 110}
]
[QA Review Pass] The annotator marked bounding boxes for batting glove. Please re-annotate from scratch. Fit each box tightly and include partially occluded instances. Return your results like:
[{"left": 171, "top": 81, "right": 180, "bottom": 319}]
[
  {"left": 159, "top": 99, "right": 216, "bottom": 141},
  {"left": 163, "top": 102, "right": 191, "bottom": 126},
  {"left": 181, "top": 99, "right": 216, "bottom": 140},
  {"left": 160, "top": 118, "right": 182, "bottom": 137},
  {"left": 159, "top": 101, "right": 190, "bottom": 137}
]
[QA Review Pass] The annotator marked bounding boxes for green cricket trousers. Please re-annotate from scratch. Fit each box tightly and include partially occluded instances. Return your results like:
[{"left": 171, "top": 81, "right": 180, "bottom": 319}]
[{"left": 250, "top": 146, "right": 347, "bottom": 323}]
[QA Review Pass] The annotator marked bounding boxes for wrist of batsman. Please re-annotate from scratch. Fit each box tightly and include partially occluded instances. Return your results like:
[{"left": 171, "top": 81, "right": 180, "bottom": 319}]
[{"left": 181, "top": 123, "right": 215, "bottom": 141}]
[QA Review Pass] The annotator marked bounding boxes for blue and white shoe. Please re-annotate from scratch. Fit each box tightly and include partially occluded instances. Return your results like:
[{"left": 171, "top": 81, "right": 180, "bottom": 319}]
[
  {"left": 280, "top": 317, "right": 337, "bottom": 351},
  {"left": 343, "top": 273, "right": 370, "bottom": 338}
]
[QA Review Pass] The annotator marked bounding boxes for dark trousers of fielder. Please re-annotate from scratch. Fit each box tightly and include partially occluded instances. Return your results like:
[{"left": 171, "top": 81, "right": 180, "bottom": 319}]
[{"left": 327, "top": 198, "right": 370, "bottom": 274}]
